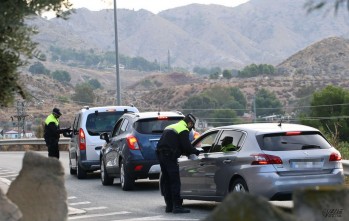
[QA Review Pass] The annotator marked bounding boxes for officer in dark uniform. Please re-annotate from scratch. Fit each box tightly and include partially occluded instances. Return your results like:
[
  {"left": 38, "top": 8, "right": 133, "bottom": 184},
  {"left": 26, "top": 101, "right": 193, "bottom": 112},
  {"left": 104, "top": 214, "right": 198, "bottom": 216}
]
[
  {"left": 44, "top": 108, "right": 70, "bottom": 159},
  {"left": 156, "top": 113, "right": 200, "bottom": 213}
]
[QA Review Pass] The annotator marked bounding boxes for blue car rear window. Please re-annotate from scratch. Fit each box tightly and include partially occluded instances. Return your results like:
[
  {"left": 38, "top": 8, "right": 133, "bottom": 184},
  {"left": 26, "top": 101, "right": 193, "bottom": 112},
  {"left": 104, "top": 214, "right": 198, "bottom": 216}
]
[
  {"left": 258, "top": 132, "right": 332, "bottom": 151},
  {"left": 134, "top": 117, "right": 183, "bottom": 134}
]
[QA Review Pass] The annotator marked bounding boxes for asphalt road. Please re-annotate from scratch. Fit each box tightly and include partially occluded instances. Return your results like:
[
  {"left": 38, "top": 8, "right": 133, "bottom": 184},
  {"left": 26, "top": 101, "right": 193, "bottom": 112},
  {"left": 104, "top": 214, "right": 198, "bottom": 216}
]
[{"left": 0, "top": 151, "right": 218, "bottom": 221}]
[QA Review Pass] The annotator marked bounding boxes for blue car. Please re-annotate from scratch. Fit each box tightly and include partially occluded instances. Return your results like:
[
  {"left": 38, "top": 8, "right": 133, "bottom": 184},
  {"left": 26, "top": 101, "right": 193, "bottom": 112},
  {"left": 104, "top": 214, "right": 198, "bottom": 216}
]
[{"left": 99, "top": 111, "right": 185, "bottom": 190}]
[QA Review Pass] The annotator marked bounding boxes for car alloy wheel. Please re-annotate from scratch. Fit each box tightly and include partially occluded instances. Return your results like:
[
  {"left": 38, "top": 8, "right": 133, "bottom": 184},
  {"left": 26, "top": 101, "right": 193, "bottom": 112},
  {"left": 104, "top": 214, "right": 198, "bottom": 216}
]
[
  {"left": 231, "top": 178, "right": 248, "bottom": 193},
  {"left": 100, "top": 157, "right": 113, "bottom": 185}
]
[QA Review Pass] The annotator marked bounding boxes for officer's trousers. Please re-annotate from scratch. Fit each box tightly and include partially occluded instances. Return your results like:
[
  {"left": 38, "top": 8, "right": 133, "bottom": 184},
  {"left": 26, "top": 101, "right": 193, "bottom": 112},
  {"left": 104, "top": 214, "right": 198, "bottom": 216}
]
[
  {"left": 46, "top": 139, "right": 60, "bottom": 159},
  {"left": 158, "top": 152, "right": 181, "bottom": 207}
]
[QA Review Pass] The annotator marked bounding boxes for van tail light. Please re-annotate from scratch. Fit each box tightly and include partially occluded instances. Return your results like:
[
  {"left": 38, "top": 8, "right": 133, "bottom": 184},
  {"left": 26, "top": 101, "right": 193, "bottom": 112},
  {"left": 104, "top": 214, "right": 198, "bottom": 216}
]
[
  {"left": 79, "top": 128, "right": 86, "bottom": 151},
  {"left": 329, "top": 152, "right": 341, "bottom": 161},
  {"left": 251, "top": 154, "right": 283, "bottom": 165},
  {"left": 126, "top": 135, "right": 140, "bottom": 150}
]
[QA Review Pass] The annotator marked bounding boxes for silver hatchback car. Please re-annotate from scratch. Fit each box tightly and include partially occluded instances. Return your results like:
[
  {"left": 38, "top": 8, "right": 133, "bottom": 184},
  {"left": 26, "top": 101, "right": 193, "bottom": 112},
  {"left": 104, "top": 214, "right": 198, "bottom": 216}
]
[{"left": 178, "top": 123, "right": 344, "bottom": 201}]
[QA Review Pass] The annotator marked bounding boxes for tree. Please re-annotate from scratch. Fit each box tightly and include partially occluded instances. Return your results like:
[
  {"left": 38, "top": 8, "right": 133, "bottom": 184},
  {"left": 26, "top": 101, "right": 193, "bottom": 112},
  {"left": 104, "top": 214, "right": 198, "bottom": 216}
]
[
  {"left": 253, "top": 88, "right": 283, "bottom": 117},
  {"left": 71, "top": 83, "right": 95, "bottom": 105},
  {"left": 0, "top": 0, "right": 72, "bottom": 107},
  {"left": 51, "top": 70, "right": 71, "bottom": 83},
  {"left": 305, "top": 0, "right": 349, "bottom": 14},
  {"left": 222, "top": 69, "right": 232, "bottom": 79},
  {"left": 182, "top": 86, "right": 247, "bottom": 126},
  {"left": 301, "top": 85, "right": 349, "bottom": 142},
  {"left": 29, "top": 62, "right": 50, "bottom": 75},
  {"left": 88, "top": 79, "right": 102, "bottom": 89}
]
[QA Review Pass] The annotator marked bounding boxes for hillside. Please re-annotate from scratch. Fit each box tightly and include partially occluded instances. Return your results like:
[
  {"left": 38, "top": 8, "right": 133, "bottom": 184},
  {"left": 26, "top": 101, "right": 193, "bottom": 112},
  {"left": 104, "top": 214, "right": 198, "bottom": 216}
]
[
  {"left": 27, "top": 0, "right": 349, "bottom": 69},
  {"left": 277, "top": 37, "right": 349, "bottom": 76}
]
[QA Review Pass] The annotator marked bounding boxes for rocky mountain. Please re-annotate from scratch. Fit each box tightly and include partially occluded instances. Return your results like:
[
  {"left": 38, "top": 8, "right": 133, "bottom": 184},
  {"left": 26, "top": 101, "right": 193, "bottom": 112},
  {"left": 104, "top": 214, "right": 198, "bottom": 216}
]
[
  {"left": 2, "top": 36, "right": 349, "bottom": 129},
  {"left": 277, "top": 37, "right": 349, "bottom": 76},
  {"left": 28, "top": 0, "right": 349, "bottom": 69}
]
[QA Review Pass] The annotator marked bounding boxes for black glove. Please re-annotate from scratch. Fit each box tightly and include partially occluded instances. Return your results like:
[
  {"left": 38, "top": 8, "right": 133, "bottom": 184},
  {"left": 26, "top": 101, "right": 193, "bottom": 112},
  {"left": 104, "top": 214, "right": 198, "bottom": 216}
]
[
  {"left": 63, "top": 127, "right": 71, "bottom": 132},
  {"left": 195, "top": 149, "right": 200, "bottom": 156}
]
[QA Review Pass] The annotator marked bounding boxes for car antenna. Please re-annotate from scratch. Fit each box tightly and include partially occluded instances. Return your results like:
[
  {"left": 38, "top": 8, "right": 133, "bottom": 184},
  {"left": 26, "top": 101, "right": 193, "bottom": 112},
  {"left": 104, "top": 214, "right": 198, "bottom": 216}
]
[
  {"left": 158, "top": 107, "right": 161, "bottom": 116},
  {"left": 278, "top": 119, "right": 283, "bottom": 127}
]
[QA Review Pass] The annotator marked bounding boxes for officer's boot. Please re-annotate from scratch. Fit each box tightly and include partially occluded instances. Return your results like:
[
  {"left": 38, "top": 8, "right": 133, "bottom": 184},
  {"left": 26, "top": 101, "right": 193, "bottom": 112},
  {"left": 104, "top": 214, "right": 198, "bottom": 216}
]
[
  {"left": 172, "top": 200, "right": 190, "bottom": 214},
  {"left": 165, "top": 198, "right": 173, "bottom": 213}
]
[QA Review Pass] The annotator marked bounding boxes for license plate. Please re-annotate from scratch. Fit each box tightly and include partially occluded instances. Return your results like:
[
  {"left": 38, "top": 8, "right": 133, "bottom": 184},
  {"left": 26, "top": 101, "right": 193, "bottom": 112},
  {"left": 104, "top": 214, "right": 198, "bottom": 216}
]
[
  {"left": 149, "top": 139, "right": 159, "bottom": 149},
  {"left": 290, "top": 160, "right": 323, "bottom": 169}
]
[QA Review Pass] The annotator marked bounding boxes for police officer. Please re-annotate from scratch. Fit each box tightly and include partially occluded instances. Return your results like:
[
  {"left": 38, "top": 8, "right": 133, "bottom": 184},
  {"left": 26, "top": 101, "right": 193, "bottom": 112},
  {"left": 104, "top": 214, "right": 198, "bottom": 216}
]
[
  {"left": 44, "top": 108, "right": 70, "bottom": 159},
  {"left": 157, "top": 113, "right": 200, "bottom": 213}
]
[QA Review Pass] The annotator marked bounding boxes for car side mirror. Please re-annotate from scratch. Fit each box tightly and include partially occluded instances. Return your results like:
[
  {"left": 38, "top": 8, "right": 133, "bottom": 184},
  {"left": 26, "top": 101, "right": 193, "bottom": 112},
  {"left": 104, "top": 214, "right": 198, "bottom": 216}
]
[
  {"left": 100, "top": 132, "right": 110, "bottom": 143},
  {"left": 200, "top": 145, "right": 211, "bottom": 153}
]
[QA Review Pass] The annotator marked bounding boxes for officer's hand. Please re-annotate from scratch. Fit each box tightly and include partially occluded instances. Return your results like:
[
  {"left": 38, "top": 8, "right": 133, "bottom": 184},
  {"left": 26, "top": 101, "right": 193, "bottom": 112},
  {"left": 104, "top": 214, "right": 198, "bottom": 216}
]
[{"left": 195, "top": 149, "right": 200, "bottom": 156}]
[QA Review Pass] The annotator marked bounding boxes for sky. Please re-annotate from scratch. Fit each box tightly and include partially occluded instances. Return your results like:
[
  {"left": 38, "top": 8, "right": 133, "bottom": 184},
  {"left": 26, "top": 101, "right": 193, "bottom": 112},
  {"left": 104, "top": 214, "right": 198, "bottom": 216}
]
[{"left": 68, "top": 0, "right": 250, "bottom": 14}]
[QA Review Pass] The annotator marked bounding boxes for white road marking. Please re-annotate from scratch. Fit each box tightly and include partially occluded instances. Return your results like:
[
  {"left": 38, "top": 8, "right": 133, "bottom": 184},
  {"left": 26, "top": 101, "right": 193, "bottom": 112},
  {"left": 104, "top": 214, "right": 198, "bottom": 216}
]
[
  {"left": 81, "top": 206, "right": 108, "bottom": 211},
  {"left": 68, "top": 196, "right": 77, "bottom": 200},
  {"left": 0, "top": 174, "right": 18, "bottom": 178},
  {"left": 69, "top": 201, "right": 91, "bottom": 206},
  {"left": 68, "top": 211, "right": 130, "bottom": 220},
  {"left": 0, "top": 172, "right": 17, "bottom": 175},
  {"left": 0, "top": 177, "right": 12, "bottom": 185}
]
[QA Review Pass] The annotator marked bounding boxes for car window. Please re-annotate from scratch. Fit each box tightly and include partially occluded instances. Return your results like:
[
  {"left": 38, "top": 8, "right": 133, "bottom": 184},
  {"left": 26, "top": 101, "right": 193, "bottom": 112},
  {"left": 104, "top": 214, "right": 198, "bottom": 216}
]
[
  {"left": 258, "top": 131, "right": 331, "bottom": 151},
  {"left": 73, "top": 114, "right": 80, "bottom": 132},
  {"left": 193, "top": 130, "right": 220, "bottom": 149},
  {"left": 112, "top": 119, "right": 123, "bottom": 137},
  {"left": 120, "top": 119, "right": 129, "bottom": 134},
  {"left": 86, "top": 111, "right": 124, "bottom": 136},
  {"left": 212, "top": 130, "right": 244, "bottom": 152},
  {"left": 133, "top": 117, "right": 182, "bottom": 134}
]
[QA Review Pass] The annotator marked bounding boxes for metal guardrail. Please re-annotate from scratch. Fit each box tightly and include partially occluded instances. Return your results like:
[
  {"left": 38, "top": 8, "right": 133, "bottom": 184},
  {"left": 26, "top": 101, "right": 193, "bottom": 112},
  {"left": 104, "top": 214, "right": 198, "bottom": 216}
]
[
  {"left": 0, "top": 138, "right": 70, "bottom": 145},
  {"left": 342, "top": 160, "right": 349, "bottom": 176}
]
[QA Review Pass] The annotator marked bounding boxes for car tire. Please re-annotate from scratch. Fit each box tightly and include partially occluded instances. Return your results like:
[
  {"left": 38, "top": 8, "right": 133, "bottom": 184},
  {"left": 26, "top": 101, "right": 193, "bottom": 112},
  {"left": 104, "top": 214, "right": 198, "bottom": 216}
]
[
  {"left": 77, "top": 159, "right": 87, "bottom": 179},
  {"left": 120, "top": 160, "right": 134, "bottom": 191},
  {"left": 69, "top": 155, "right": 77, "bottom": 175},
  {"left": 230, "top": 178, "right": 249, "bottom": 193},
  {"left": 100, "top": 157, "right": 114, "bottom": 185}
]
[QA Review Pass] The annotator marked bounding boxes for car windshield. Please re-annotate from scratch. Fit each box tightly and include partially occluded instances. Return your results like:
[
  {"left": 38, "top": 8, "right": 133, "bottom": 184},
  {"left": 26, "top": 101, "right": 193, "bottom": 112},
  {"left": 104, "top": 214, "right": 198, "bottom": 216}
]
[
  {"left": 134, "top": 117, "right": 183, "bottom": 134},
  {"left": 258, "top": 132, "right": 331, "bottom": 151},
  {"left": 86, "top": 111, "right": 125, "bottom": 135}
]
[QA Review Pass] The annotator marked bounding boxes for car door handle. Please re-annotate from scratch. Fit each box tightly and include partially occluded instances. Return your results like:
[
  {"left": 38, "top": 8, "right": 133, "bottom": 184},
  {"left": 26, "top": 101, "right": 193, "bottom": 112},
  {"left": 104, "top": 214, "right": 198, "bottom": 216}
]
[{"left": 223, "top": 159, "right": 232, "bottom": 164}]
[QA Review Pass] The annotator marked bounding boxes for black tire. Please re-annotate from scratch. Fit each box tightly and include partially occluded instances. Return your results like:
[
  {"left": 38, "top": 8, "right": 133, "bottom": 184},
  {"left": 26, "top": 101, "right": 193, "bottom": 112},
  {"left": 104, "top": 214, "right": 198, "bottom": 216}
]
[
  {"left": 120, "top": 160, "right": 134, "bottom": 191},
  {"left": 69, "top": 155, "right": 77, "bottom": 175},
  {"left": 100, "top": 157, "right": 114, "bottom": 185},
  {"left": 230, "top": 178, "right": 249, "bottom": 193},
  {"left": 77, "top": 159, "right": 87, "bottom": 179}
]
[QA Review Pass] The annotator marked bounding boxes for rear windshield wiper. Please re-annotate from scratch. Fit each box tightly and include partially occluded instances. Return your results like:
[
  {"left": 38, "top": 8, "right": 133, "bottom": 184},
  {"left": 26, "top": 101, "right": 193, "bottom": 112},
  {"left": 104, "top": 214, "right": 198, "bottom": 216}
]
[
  {"left": 281, "top": 141, "right": 321, "bottom": 150},
  {"left": 151, "top": 130, "right": 163, "bottom": 133}
]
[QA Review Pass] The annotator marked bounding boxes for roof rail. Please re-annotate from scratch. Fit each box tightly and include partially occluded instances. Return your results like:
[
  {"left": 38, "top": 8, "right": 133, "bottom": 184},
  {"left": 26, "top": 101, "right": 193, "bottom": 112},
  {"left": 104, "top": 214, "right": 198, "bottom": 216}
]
[{"left": 83, "top": 106, "right": 89, "bottom": 110}]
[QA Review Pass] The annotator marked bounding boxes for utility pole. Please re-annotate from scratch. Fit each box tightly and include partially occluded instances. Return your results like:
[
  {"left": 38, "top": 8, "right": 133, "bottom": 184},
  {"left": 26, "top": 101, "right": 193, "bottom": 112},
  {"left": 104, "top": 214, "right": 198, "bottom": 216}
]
[
  {"left": 114, "top": 0, "right": 121, "bottom": 105},
  {"left": 167, "top": 49, "right": 171, "bottom": 72},
  {"left": 11, "top": 101, "right": 28, "bottom": 138},
  {"left": 253, "top": 96, "right": 257, "bottom": 123}
]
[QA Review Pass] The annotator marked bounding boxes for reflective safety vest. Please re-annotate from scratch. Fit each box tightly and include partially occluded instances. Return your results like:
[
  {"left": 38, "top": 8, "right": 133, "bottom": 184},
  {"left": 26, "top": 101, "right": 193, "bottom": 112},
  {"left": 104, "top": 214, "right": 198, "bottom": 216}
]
[
  {"left": 165, "top": 120, "right": 189, "bottom": 134},
  {"left": 45, "top": 114, "right": 59, "bottom": 126}
]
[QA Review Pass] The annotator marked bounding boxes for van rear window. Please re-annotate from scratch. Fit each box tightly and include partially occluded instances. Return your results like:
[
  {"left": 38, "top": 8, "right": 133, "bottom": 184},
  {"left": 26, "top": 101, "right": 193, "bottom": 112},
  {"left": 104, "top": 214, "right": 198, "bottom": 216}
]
[
  {"left": 257, "top": 132, "right": 331, "bottom": 151},
  {"left": 86, "top": 112, "right": 125, "bottom": 135},
  {"left": 134, "top": 117, "right": 183, "bottom": 134}
]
